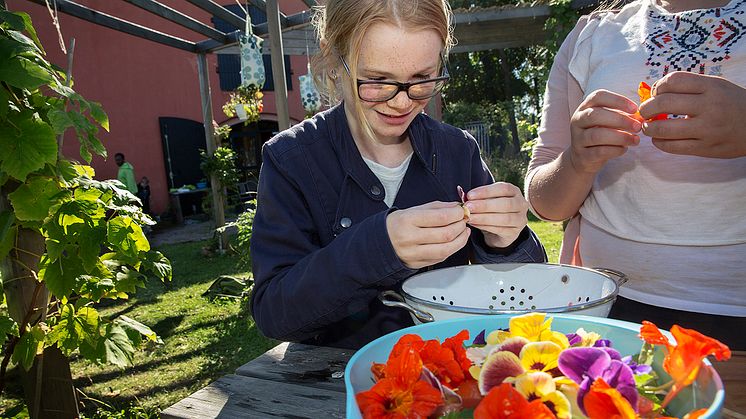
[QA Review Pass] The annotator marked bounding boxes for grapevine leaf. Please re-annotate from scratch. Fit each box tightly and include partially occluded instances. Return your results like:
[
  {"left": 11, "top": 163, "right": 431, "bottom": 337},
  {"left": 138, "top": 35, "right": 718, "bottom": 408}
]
[
  {"left": 141, "top": 250, "right": 172, "bottom": 282},
  {"left": 0, "top": 10, "right": 26, "bottom": 30},
  {"left": 114, "top": 266, "right": 145, "bottom": 294},
  {"left": 0, "top": 55, "right": 52, "bottom": 89},
  {"left": 0, "top": 87, "right": 7, "bottom": 118},
  {"left": 0, "top": 211, "right": 16, "bottom": 260},
  {"left": 12, "top": 325, "right": 45, "bottom": 371},
  {"left": 7, "top": 175, "right": 61, "bottom": 221},
  {"left": 47, "top": 108, "right": 74, "bottom": 134},
  {"left": 0, "top": 112, "right": 57, "bottom": 181},
  {"left": 115, "top": 315, "right": 160, "bottom": 344},
  {"left": 107, "top": 216, "right": 149, "bottom": 262},
  {"left": 48, "top": 304, "right": 100, "bottom": 355},
  {"left": 88, "top": 101, "right": 109, "bottom": 132},
  {"left": 101, "top": 323, "right": 135, "bottom": 368},
  {"left": 0, "top": 316, "right": 19, "bottom": 347},
  {"left": 39, "top": 253, "right": 84, "bottom": 299}
]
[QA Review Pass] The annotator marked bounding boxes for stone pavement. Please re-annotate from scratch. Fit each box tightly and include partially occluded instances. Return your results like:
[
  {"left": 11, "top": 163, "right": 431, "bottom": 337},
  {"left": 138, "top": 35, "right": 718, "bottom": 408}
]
[{"left": 148, "top": 219, "right": 217, "bottom": 247}]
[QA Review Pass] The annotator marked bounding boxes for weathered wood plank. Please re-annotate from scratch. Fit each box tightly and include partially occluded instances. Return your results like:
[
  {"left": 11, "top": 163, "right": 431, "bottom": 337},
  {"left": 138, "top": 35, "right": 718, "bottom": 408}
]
[
  {"left": 235, "top": 342, "right": 354, "bottom": 393},
  {"left": 160, "top": 374, "right": 345, "bottom": 419}
]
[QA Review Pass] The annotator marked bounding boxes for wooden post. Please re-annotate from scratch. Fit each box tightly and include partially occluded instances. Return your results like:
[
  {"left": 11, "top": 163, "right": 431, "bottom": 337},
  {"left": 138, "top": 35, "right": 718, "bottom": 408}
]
[
  {"left": 196, "top": 53, "right": 226, "bottom": 245},
  {"left": 266, "top": 0, "right": 290, "bottom": 130}
]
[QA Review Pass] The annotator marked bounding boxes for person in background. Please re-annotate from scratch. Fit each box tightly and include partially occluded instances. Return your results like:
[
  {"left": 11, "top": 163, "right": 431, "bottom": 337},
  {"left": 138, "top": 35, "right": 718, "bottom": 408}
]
[
  {"left": 114, "top": 152, "right": 138, "bottom": 195},
  {"left": 525, "top": 0, "right": 746, "bottom": 349},
  {"left": 249, "top": 0, "right": 546, "bottom": 349},
  {"left": 137, "top": 176, "right": 151, "bottom": 215}
]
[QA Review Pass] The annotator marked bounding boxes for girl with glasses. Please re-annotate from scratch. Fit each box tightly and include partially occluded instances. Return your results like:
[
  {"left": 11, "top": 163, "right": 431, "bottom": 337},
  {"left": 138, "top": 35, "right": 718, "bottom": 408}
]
[{"left": 249, "top": 0, "right": 546, "bottom": 349}]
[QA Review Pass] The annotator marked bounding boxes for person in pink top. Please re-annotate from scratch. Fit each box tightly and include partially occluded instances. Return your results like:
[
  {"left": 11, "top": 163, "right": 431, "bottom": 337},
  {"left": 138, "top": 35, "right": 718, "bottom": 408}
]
[{"left": 525, "top": 0, "right": 746, "bottom": 350}]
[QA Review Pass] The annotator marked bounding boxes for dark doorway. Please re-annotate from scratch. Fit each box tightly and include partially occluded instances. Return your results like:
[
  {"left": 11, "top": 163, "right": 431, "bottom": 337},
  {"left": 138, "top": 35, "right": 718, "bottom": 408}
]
[{"left": 159, "top": 117, "right": 207, "bottom": 189}]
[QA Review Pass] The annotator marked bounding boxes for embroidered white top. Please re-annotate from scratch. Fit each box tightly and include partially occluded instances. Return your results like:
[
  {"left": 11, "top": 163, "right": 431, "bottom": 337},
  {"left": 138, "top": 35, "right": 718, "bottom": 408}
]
[{"left": 526, "top": 0, "right": 746, "bottom": 315}]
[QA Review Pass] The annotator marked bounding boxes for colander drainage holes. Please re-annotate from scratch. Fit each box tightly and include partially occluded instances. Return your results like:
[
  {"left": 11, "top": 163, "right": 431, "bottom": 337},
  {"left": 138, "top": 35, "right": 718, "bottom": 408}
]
[
  {"left": 432, "top": 296, "right": 437, "bottom": 301},
  {"left": 449, "top": 301, "right": 454, "bottom": 306},
  {"left": 586, "top": 297, "right": 590, "bottom": 302},
  {"left": 528, "top": 296, "right": 534, "bottom": 300},
  {"left": 492, "top": 296, "right": 497, "bottom": 300},
  {"left": 561, "top": 274, "right": 569, "bottom": 284}
]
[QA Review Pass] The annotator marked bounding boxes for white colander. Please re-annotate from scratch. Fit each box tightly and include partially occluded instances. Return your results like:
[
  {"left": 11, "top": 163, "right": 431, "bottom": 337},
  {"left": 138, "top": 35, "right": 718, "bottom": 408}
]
[{"left": 379, "top": 263, "right": 626, "bottom": 323}]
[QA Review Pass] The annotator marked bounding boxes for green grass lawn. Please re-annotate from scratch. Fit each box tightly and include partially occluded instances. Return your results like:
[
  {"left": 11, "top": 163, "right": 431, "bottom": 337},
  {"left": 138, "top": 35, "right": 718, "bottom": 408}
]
[{"left": 1, "top": 220, "right": 564, "bottom": 417}]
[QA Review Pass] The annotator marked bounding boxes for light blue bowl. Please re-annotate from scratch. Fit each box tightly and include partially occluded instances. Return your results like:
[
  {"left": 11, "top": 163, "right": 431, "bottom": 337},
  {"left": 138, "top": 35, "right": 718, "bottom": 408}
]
[{"left": 345, "top": 314, "right": 724, "bottom": 418}]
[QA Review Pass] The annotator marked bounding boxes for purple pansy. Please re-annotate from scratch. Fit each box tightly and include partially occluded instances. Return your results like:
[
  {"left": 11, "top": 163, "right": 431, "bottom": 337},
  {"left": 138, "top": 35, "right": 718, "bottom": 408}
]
[
  {"left": 566, "top": 333, "right": 582, "bottom": 346},
  {"left": 472, "top": 329, "right": 486, "bottom": 346},
  {"left": 622, "top": 355, "right": 653, "bottom": 375},
  {"left": 558, "top": 347, "right": 638, "bottom": 414}
]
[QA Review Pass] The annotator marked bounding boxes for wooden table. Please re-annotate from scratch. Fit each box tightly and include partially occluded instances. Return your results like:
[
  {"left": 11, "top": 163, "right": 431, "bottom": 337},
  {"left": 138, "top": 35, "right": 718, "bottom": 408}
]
[{"left": 161, "top": 343, "right": 353, "bottom": 418}]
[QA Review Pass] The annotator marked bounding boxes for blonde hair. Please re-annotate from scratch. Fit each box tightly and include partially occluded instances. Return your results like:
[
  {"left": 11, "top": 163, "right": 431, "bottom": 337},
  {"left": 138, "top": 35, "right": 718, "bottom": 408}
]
[{"left": 311, "top": 0, "right": 455, "bottom": 141}]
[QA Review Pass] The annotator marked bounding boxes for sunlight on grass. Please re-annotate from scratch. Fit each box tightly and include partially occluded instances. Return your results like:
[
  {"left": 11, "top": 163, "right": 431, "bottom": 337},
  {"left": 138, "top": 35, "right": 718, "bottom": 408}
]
[{"left": 528, "top": 219, "right": 564, "bottom": 263}]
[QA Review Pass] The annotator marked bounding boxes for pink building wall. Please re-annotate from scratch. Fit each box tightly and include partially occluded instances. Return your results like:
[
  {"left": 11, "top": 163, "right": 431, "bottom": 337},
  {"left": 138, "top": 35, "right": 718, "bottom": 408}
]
[{"left": 6, "top": 0, "right": 310, "bottom": 215}]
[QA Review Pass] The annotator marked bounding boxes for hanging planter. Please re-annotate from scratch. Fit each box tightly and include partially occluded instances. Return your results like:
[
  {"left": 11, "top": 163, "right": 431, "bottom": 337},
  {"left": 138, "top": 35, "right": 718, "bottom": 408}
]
[
  {"left": 222, "top": 84, "right": 264, "bottom": 123},
  {"left": 299, "top": 63, "right": 321, "bottom": 119},
  {"left": 223, "top": 8, "right": 265, "bottom": 124}
]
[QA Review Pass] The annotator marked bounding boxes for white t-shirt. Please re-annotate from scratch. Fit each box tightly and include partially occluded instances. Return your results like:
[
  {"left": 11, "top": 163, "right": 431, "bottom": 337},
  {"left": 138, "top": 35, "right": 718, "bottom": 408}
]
[
  {"left": 526, "top": 0, "right": 746, "bottom": 315},
  {"left": 363, "top": 153, "right": 413, "bottom": 208}
]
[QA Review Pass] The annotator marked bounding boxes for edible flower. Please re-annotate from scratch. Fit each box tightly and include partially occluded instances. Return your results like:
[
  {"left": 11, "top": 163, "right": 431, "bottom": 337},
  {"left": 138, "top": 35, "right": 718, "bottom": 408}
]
[
  {"left": 473, "top": 382, "right": 556, "bottom": 419},
  {"left": 356, "top": 346, "right": 443, "bottom": 418},
  {"left": 636, "top": 81, "right": 668, "bottom": 121},
  {"left": 583, "top": 377, "right": 637, "bottom": 419},
  {"left": 639, "top": 321, "right": 731, "bottom": 407}
]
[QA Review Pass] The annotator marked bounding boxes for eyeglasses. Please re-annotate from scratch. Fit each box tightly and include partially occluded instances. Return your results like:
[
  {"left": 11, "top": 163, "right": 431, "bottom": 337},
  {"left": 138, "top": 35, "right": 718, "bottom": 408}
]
[{"left": 339, "top": 56, "right": 450, "bottom": 102}]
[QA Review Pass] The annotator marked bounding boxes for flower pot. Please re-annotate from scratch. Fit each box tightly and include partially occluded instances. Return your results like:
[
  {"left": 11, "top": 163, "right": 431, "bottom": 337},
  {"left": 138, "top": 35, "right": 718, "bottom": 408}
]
[{"left": 234, "top": 104, "right": 247, "bottom": 121}]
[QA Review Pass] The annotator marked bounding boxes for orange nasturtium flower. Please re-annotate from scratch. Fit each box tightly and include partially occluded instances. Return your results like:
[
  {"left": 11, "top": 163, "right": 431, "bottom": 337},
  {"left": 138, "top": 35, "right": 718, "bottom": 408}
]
[
  {"left": 639, "top": 321, "right": 731, "bottom": 407},
  {"left": 356, "top": 347, "right": 443, "bottom": 419},
  {"left": 378, "top": 331, "right": 471, "bottom": 389},
  {"left": 474, "top": 383, "right": 556, "bottom": 419},
  {"left": 636, "top": 81, "right": 668, "bottom": 121},
  {"left": 583, "top": 378, "right": 637, "bottom": 419}
]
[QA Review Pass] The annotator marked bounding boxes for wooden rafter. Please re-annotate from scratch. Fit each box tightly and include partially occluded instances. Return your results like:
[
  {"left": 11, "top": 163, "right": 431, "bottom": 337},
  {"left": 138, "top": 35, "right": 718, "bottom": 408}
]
[
  {"left": 25, "top": 0, "right": 196, "bottom": 52},
  {"left": 183, "top": 0, "right": 245, "bottom": 30},
  {"left": 123, "top": 0, "right": 228, "bottom": 43}
]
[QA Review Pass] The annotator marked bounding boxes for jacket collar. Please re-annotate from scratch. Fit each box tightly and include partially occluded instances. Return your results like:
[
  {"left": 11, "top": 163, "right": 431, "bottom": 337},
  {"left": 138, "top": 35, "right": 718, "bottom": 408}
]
[{"left": 325, "top": 103, "right": 438, "bottom": 199}]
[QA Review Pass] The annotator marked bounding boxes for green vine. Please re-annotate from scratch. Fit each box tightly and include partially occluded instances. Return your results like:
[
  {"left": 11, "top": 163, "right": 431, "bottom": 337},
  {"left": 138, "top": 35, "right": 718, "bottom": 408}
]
[
  {"left": 0, "top": 7, "right": 172, "bottom": 393},
  {"left": 199, "top": 147, "right": 239, "bottom": 189}
]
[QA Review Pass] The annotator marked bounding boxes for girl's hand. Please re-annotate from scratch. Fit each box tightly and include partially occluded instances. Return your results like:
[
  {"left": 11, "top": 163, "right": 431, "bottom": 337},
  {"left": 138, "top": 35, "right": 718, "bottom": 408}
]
[
  {"left": 463, "top": 182, "right": 529, "bottom": 249},
  {"left": 386, "top": 201, "right": 470, "bottom": 269},
  {"left": 569, "top": 89, "right": 642, "bottom": 174},
  {"left": 639, "top": 71, "right": 746, "bottom": 158}
]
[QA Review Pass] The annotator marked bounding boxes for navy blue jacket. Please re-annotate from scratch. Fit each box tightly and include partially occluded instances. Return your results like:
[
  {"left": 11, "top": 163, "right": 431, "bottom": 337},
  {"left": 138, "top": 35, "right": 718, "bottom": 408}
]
[{"left": 249, "top": 104, "right": 546, "bottom": 349}]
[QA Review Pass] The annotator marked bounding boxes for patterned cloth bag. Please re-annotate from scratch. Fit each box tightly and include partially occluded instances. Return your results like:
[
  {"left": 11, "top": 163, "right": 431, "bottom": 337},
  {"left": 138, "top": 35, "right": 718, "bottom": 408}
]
[
  {"left": 299, "top": 63, "right": 320, "bottom": 115},
  {"left": 239, "top": 12, "right": 265, "bottom": 89}
]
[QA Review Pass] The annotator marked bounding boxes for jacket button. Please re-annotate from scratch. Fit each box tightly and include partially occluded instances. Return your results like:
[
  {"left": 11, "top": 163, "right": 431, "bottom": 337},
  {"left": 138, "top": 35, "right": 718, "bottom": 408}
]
[
  {"left": 340, "top": 217, "right": 352, "bottom": 228},
  {"left": 370, "top": 185, "right": 382, "bottom": 196}
]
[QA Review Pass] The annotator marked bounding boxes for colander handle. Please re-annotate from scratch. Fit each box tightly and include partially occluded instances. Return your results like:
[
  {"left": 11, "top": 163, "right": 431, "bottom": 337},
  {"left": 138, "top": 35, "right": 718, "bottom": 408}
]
[
  {"left": 379, "top": 291, "right": 435, "bottom": 323},
  {"left": 592, "top": 267, "right": 628, "bottom": 286}
]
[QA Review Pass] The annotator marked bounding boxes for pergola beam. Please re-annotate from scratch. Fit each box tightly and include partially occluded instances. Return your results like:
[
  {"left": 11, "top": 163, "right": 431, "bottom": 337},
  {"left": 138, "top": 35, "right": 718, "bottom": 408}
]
[
  {"left": 25, "top": 0, "right": 196, "bottom": 52},
  {"left": 124, "top": 0, "right": 228, "bottom": 43},
  {"left": 183, "top": 0, "right": 245, "bottom": 30}
]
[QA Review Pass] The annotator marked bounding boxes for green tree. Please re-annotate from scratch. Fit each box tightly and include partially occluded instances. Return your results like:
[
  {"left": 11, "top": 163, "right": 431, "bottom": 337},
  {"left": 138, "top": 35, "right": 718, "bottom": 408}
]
[{"left": 0, "top": 9, "right": 171, "bottom": 417}]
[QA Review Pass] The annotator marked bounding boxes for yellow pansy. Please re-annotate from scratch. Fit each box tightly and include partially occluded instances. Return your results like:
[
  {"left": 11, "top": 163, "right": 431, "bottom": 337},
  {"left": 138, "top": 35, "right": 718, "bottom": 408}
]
[
  {"left": 513, "top": 371, "right": 572, "bottom": 419},
  {"left": 519, "top": 341, "right": 563, "bottom": 373}
]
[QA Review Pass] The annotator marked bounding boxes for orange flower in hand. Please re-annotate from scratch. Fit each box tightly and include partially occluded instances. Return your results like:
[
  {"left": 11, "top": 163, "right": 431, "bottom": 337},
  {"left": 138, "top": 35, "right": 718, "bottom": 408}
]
[
  {"left": 356, "top": 347, "right": 443, "bottom": 418},
  {"left": 639, "top": 321, "right": 731, "bottom": 407},
  {"left": 474, "top": 383, "right": 555, "bottom": 419},
  {"left": 636, "top": 81, "right": 668, "bottom": 121},
  {"left": 583, "top": 378, "right": 637, "bottom": 419}
]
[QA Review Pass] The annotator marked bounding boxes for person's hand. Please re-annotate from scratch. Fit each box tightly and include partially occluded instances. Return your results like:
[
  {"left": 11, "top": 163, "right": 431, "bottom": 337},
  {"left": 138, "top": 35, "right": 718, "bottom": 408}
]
[
  {"left": 386, "top": 201, "right": 470, "bottom": 269},
  {"left": 639, "top": 71, "right": 746, "bottom": 158},
  {"left": 463, "top": 182, "right": 529, "bottom": 249},
  {"left": 568, "top": 89, "right": 642, "bottom": 174}
]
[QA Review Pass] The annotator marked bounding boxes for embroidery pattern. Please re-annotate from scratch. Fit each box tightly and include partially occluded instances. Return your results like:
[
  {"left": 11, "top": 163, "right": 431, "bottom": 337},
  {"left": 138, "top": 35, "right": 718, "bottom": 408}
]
[{"left": 644, "top": 0, "right": 746, "bottom": 79}]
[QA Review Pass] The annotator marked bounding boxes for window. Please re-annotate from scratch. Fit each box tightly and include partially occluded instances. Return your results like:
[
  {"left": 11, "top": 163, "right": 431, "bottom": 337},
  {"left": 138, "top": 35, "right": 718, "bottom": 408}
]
[{"left": 213, "top": 4, "right": 293, "bottom": 92}]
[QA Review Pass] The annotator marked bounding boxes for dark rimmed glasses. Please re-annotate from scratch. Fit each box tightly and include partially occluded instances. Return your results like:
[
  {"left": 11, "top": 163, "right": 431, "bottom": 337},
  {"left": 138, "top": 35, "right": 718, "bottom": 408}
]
[{"left": 339, "top": 55, "right": 450, "bottom": 102}]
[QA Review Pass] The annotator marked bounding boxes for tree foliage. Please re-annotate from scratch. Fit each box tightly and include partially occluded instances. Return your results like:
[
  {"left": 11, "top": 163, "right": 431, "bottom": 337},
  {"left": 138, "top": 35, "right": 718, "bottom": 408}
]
[{"left": 0, "top": 8, "right": 171, "bottom": 390}]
